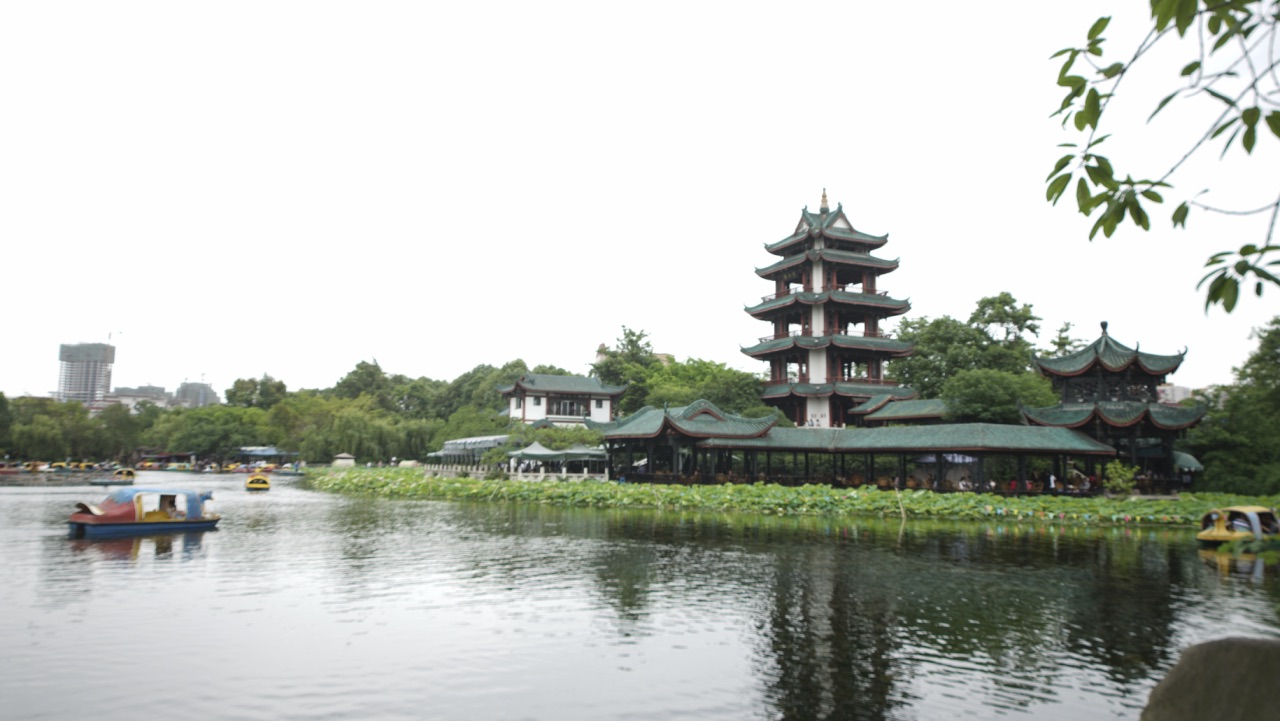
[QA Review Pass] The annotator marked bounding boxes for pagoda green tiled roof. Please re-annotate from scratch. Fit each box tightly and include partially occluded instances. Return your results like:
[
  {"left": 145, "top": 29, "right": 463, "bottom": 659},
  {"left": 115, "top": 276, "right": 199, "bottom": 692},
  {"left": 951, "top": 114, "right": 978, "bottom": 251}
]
[
  {"left": 865, "top": 399, "right": 949, "bottom": 422},
  {"left": 761, "top": 382, "right": 916, "bottom": 399},
  {"left": 1021, "top": 402, "right": 1205, "bottom": 430},
  {"left": 765, "top": 203, "right": 889, "bottom": 256},
  {"left": 742, "top": 334, "right": 913, "bottom": 358},
  {"left": 499, "top": 373, "right": 627, "bottom": 396},
  {"left": 744, "top": 290, "right": 910, "bottom": 318},
  {"left": 593, "top": 400, "right": 777, "bottom": 440},
  {"left": 1034, "top": 332, "right": 1185, "bottom": 377},
  {"left": 696, "top": 423, "right": 1115, "bottom": 455},
  {"left": 755, "top": 249, "right": 899, "bottom": 279},
  {"left": 850, "top": 395, "right": 895, "bottom": 414}
]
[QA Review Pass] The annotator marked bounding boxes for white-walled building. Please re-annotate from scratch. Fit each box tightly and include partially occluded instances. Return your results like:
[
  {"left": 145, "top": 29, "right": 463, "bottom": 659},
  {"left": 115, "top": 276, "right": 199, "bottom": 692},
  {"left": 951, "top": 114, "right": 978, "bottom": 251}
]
[{"left": 499, "top": 373, "right": 626, "bottom": 426}]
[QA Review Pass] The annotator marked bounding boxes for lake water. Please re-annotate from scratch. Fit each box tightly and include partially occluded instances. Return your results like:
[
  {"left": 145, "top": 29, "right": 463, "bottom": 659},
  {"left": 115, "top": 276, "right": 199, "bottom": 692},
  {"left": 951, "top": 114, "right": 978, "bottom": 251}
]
[{"left": 3, "top": 471, "right": 1277, "bottom": 721}]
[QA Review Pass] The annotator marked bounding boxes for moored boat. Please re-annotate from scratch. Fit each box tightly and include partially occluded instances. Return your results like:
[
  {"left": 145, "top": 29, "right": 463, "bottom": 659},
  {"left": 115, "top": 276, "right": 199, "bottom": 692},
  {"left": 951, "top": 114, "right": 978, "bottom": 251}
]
[
  {"left": 68, "top": 488, "right": 220, "bottom": 539},
  {"left": 89, "top": 468, "right": 137, "bottom": 486},
  {"left": 245, "top": 473, "right": 271, "bottom": 492},
  {"left": 1196, "top": 506, "right": 1280, "bottom": 545}
]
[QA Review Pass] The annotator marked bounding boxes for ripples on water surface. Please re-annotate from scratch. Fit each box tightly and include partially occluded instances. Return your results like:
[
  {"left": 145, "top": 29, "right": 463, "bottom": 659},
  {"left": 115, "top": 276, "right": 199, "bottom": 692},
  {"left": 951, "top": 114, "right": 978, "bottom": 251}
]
[{"left": 2, "top": 472, "right": 1278, "bottom": 720}]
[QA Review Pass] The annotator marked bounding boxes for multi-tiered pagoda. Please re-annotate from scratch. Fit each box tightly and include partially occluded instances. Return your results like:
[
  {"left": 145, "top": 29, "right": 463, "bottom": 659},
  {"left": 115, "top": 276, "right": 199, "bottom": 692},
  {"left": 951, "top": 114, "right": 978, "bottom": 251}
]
[
  {"left": 743, "top": 192, "right": 915, "bottom": 428},
  {"left": 1021, "top": 322, "right": 1205, "bottom": 479}
]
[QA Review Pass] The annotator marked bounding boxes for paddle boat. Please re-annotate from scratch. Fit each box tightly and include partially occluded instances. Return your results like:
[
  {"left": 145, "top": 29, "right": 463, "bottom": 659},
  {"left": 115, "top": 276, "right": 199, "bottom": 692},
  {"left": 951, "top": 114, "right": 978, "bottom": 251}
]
[
  {"left": 89, "top": 468, "right": 136, "bottom": 486},
  {"left": 1196, "top": 506, "right": 1280, "bottom": 545},
  {"left": 67, "top": 487, "right": 220, "bottom": 539},
  {"left": 245, "top": 473, "right": 271, "bottom": 491}
]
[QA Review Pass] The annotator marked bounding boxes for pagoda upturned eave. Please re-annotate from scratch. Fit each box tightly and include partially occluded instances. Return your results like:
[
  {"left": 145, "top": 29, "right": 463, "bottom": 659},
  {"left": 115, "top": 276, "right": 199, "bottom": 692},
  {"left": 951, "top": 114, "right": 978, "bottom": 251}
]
[
  {"left": 755, "top": 249, "right": 899, "bottom": 280},
  {"left": 745, "top": 289, "right": 911, "bottom": 319},
  {"left": 1034, "top": 333, "right": 1185, "bottom": 378},
  {"left": 764, "top": 203, "right": 890, "bottom": 257},
  {"left": 761, "top": 382, "right": 916, "bottom": 400},
  {"left": 1021, "top": 401, "right": 1205, "bottom": 431},
  {"left": 742, "top": 334, "right": 912, "bottom": 359}
]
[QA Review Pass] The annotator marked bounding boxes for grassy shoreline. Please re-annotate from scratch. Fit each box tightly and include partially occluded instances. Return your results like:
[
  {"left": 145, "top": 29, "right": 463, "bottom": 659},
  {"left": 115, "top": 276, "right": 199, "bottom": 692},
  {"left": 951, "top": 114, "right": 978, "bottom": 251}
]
[{"left": 305, "top": 468, "right": 1280, "bottom": 527}]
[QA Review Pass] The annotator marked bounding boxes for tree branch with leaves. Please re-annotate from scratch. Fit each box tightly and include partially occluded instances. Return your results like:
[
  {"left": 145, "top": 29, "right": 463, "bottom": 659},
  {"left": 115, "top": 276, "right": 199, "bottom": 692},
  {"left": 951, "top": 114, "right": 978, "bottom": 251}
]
[{"left": 1047, "top": 0, "right": 1280, "bottom": 311}]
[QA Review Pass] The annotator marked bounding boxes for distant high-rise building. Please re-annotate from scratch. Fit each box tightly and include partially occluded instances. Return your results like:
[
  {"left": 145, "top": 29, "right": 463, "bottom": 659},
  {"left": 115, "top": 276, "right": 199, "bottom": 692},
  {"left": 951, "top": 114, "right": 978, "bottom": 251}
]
[
  {"left": 175, "top": 382, "right": 220, "bottom": 408},
  {"left": 57, "top": 343, "right": 115, "bottom": 403}
]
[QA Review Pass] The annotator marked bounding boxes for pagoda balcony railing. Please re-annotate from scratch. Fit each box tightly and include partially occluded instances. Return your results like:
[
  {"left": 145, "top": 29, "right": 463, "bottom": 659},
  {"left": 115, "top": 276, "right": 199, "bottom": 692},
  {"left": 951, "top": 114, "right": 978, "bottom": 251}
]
[
  {"left": 759, "top": 330, "right": 803, "bottom": 343},
  {"left": 817, "top": 329, "right": 895, "bottom": 339},
  {"left": 827, "top": 376, "right": 898, "bottom": 386},
  {"left": 823, "top": 286, "right": 889, "bottom": 296},
  {"left": 760, "top": 289, "right": 792, "bottom": 302}
]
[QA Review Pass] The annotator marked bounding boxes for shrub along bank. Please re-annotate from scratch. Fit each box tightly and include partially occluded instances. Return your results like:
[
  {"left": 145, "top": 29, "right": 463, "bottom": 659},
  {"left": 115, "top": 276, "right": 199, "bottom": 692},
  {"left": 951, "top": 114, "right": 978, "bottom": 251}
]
[{"left": 306, "top": 468, "right": 1280, "bottom": 527}]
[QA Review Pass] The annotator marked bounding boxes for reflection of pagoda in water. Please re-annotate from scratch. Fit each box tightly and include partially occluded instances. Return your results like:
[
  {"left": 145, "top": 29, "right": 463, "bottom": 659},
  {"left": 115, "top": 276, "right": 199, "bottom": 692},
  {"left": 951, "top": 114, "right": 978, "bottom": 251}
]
[
  {"left": 743, "top": 192, "right": 915, "bottom": 428},
  {"left": 1022, "top": 322, "right": 1205, "bottom": 478}
]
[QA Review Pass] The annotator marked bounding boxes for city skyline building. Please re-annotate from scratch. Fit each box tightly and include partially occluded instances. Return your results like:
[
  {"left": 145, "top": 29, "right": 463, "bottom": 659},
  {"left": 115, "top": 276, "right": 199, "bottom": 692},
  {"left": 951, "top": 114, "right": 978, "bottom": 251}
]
[{"left": 56, "top": 343, "right": 115, "bottom": 404}]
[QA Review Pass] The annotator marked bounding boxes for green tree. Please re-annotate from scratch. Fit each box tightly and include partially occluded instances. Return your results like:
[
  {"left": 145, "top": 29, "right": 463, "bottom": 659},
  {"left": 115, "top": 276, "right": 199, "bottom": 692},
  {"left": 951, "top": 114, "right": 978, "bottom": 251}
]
[
  {"left": 940, "top": 369, "right": 1058, "bottom": 424},
  {"left": 892, "top": 294, "right": 1046, "bottom": 397},
  {"left": 0, "top": 392, "right": 10, "bottom": 451},
  {"left": 1046, "top": 322, "right": 1086, "bottom": 357},
  {"left": 167, "top": 405, "right": 269, "bottom": 460},
  {"left": 96, "top": 403, "right": 141, "bottom": 462},
  {"left": 225, "top": 375, "right": 287, "bottom": 409},
  {"left": 10, "top": 415, "right": 67, "bottom": 460},
  {"left": 889, "top": 317, "right": 991, "bottom": 399},
  {"left": 1184, "top": 316, "right": 1280, "bottom": 493},
  {"left": 592, "top": 327, "right": 662, "bottom": 414},
  {"left": 1046, "top": 2, "right": 1280, "bottom": 311},
  {"left": 644, "top": 358, "right": 772, "bottom": 416},
  {"left": 1102, "top": 460, "right": 1139, "bottom": 497}
]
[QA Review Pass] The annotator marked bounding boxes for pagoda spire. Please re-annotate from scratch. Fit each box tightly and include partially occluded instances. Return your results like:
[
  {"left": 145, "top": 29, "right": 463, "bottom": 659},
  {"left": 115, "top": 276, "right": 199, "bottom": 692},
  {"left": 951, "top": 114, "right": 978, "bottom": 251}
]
[{"left": 820, "top": 189, "right": 829, "bottom": 214}]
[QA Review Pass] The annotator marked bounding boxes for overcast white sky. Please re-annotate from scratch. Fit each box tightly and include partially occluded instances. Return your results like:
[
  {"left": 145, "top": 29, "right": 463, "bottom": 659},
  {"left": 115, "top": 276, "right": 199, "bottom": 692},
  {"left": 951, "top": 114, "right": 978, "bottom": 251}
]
[{"left": 2, "top": 2, "right": 1275, "bottom": 399}]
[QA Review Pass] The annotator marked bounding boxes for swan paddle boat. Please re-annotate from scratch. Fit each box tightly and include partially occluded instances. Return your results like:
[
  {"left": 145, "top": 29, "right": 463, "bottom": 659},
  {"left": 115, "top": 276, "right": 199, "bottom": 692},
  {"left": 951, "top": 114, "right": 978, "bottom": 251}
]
[
  {"left": 1196, "top": 506, "right": 1280, "bottom": 546},
  {"left": 68, "top": 487, "right": 219, "bottom": 539}
]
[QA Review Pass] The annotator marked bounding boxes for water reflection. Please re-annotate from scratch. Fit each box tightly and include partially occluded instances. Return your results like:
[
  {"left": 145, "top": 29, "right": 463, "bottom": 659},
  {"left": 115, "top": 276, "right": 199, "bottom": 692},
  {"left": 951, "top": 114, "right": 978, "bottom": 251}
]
[{"left": 1, "top": 482, "right": 1278, "bottom": 721}]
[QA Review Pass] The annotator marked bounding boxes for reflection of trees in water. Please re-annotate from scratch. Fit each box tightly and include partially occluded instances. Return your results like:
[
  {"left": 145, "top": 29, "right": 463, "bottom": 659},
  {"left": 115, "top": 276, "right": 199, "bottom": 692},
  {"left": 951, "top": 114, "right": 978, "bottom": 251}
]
[
  {"left": 311, "top": 499, "right": 1229, "bottom": 715},
  {"left": 758, "top": 544, "right": 909, "bottom": 721},
  {"left": 744, "top": 522, "right": 1198, "bottom": 719},
  {"left": 1060, "top": 539, "right": 1188, "bottom": 686}
]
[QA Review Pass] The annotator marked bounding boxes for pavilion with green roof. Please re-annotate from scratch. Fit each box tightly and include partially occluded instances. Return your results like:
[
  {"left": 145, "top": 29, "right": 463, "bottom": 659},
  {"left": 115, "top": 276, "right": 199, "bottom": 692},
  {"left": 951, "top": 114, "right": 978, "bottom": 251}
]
[
  {"left": 1021, "top": 322, "right": 1204, "bottom": 485},
  {"left": 743, "top": 191, "right": 916, "bottom": 428},
  {"left": 498, "top": 373, "right": 627, "bottom": 427},
  {"left": 590, "top": 399, "right": 1114, "bottom": 490}
]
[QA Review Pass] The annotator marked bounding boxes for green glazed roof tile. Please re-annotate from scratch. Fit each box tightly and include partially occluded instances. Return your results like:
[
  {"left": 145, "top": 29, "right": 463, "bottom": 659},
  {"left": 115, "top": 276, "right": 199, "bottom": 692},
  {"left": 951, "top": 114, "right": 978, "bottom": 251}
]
[
  {"left": 697, "top": 423, "right": 1115, "bottom": 455},
  {"left": 1034, "top": 332, "right": 1185, "bottom": 377},
  {"left": 744, "top": 290, "right": 910, "bottom": 318},
  {"left": 1021, "top": 401, "right": 1205, "bottom": 430},
  {"left": 742, "top": 334, "right": 913, "bottom": 358},
  {"left": 502, "top": 373, "right": 627, "bottom": 396},
  {"left": 865, "top": 398, "right": 948, "bottom": 421}
]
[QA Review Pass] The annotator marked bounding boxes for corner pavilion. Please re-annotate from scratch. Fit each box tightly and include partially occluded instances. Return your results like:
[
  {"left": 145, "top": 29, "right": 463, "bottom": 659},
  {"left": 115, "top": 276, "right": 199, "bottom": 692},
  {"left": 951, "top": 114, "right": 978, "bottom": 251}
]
[
  {"left": 1021, "top": 323, "right": 1205, "bottom": 484},
  {"left": 590, "top": 400, "right": 1114, "bottom": 490}
]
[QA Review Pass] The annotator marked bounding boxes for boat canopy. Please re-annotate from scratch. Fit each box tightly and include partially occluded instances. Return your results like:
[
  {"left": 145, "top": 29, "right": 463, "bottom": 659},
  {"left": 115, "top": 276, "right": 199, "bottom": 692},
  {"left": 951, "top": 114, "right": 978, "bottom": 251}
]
[{"left": 101, "top": 487, "right": 214, "bottom": 513}]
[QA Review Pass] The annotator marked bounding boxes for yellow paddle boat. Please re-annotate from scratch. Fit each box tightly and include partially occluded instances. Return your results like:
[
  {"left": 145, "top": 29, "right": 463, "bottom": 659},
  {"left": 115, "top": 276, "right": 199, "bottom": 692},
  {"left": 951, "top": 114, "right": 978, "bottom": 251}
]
[
  {"left": 1196, "top": 506, "right": 1280, "bottom": 545},
  {"left": 245, "top": 473, "right": 271, "bottom": 492}
]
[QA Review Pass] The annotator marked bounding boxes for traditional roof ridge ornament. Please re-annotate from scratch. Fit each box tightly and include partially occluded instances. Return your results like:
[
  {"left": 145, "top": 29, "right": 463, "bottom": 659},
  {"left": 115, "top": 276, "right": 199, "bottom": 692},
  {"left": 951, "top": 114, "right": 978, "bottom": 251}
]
[
  {"left": 820, "top": 188, "right": 829, "bottom": 214},
  {"left": 1101, "top": 320, "right": 1109, "bottom": 335}
]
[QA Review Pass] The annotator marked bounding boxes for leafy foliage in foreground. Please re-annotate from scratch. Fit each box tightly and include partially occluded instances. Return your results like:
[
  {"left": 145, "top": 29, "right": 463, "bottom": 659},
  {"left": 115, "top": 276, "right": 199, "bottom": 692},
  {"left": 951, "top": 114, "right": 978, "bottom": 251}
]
[{"left": 307, "top": 468, "right": 1280, "bottom": 526}]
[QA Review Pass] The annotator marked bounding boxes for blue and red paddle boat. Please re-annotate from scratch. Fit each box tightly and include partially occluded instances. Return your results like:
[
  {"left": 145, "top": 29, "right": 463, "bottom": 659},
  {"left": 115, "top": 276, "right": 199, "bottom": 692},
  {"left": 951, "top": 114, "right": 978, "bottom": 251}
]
[{"left": 67, "top": 487, "right": 220, "bottom": 539}]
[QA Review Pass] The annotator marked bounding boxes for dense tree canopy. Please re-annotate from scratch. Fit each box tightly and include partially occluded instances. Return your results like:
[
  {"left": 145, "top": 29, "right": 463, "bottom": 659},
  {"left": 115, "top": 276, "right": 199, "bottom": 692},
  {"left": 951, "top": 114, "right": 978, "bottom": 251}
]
[
  {"left": 1184, "top": 316, "right": 1280, "bottom": 493},
  {"left": 890, "top": 293, "right": 1045, "bottom": 399},
  {"left": 940, "top": 370, "right": 1058, "bottom": 425},
  {"left": 225, "top": 374, "right": 288, "bottom": 410},
  {"left": 1046, "top": 1, "right": 1280, "bottom": 311}
]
